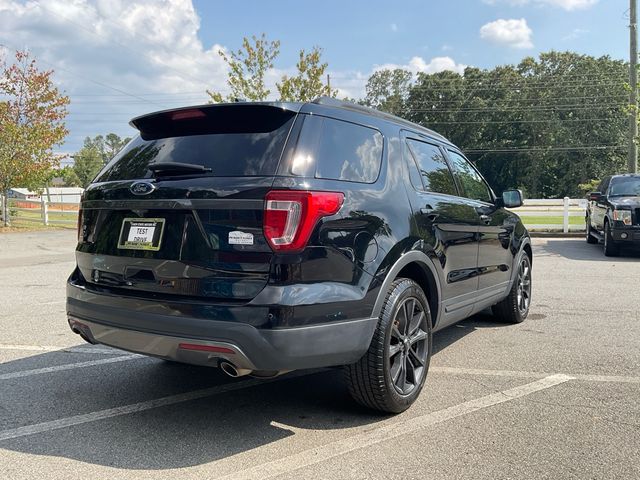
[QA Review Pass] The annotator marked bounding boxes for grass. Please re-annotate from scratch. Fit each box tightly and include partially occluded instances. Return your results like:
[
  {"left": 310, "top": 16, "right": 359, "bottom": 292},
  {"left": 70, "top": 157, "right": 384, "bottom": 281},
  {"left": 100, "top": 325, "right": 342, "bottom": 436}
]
[
  {"left": 520, "top": 215, "right": 584, "bottom": 226},
  {"left": 2, "top": 207, "right": 77, "bottom": 231}
]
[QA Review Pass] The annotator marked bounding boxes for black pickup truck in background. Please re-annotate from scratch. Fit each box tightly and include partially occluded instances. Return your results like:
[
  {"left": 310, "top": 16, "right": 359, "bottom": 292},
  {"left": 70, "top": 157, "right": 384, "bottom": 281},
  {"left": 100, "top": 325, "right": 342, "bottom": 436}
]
[{"left": 585, "top": 174, "right": 640, "bottom": 256}]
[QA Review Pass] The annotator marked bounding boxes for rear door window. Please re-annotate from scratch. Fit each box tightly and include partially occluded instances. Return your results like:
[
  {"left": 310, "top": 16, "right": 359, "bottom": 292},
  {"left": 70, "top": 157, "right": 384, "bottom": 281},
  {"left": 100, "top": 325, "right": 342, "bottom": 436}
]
[
  {"left": 405, "top": 139, "right": 457, "bottom": 196},
  {"left": 95, "top": 106, "right": 296, "bottom": 182},
  {"left": 291, "top": 115, "right": 383, "bottom": 183}
]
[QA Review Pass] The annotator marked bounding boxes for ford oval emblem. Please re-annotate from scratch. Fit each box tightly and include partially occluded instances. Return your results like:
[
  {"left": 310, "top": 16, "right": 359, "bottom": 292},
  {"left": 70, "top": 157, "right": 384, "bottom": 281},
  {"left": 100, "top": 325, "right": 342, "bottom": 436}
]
[{"left": 130, "top": 181, "right": 155, "bottom": 195}]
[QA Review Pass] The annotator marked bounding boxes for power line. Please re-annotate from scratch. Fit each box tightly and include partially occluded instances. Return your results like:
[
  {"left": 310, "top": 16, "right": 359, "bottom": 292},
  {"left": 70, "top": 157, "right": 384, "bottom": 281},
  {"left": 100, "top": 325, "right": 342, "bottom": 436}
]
[
  {"left": 34, "top": 0, "right": 215, "bottom": 92},
  {"left": 406, "top": 104, "right": 627, "bottom": 114},
  {"left": 466, "top": 145, "right": 626, "bottom": 154},
  {"left": 0, "top": 39, "right": 167, "bottom": 108},
  {"left": 417, "top": 117, "right": 624, "bottom": 125}
]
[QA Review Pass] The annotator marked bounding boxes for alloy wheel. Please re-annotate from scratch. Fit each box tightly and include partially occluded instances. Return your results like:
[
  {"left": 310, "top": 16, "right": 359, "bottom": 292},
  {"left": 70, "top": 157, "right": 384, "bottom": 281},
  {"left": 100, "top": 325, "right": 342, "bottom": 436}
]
[
  {"left": 388, "top": 296, "right": 429, "bottom": 395},
  {"left": 516, "top": 257, "right": 532, "bottom": 315}
]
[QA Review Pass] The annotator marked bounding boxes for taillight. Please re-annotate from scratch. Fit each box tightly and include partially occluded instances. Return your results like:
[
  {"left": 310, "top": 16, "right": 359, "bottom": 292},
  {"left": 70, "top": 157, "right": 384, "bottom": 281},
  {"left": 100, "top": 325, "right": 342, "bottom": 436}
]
[
  {"left": 77, "top": 208, "right": 83, "bottom": 243},
  {"left": 264, "top": 190, "right": 344, "bottom": 252}
]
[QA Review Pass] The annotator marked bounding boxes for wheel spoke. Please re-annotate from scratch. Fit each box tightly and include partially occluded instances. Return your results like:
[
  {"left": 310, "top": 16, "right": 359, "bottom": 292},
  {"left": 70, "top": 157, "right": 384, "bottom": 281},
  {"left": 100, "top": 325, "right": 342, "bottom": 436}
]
[
  {"left": 408, "top": 310, "right": 424, "bottom": 336},
  {"left": 403, "top": 300, "right": 414, "bottom": 335},
  {"left": 399, "top": 355, "right": 407, "bottom": 392},
  {"left": 391, "top": 325, "right": 403, "bottom": 341},
  {"left": 389, "top": 342, "right": 402, "bottom": 358},
  {"left": 391, "top": 356, "right": 402, "bottom": 384},
  {"left": 409, "top": 329, "right": 428, "bottom": 345},
  {"left": 408, "top": 346, "right": 425, "bottom": 367}
]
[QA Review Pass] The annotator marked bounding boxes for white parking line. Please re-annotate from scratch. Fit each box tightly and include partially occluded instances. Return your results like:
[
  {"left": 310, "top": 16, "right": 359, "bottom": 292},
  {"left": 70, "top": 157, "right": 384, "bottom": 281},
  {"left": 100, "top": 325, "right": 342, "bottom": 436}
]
[
  {"left": 430, "top": 366, "right": 640, "bottom": 384},
  {"left": 0, "top": 344, "right": 124, "bottom": 355},
  {"left": 0, "top": 370, "right": 315, "bottom": 442},
  {"left": 220, "top": 374, "right": 574, "bottom": 480},
  {"left": 0, "top": 355, "right": 141, "bottom": 380}
]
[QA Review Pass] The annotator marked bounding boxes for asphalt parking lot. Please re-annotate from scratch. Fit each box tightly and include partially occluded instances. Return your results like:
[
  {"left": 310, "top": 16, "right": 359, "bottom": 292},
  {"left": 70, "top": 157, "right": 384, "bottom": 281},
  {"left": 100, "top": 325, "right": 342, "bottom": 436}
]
[{"left": 0, "top": 230, "right": 639, "bottom": 479}]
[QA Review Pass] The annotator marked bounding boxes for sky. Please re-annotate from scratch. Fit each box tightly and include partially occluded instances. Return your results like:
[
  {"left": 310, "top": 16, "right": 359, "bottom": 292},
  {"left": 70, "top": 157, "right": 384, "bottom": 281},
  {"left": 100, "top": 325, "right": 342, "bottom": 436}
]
[{"left": 0, "top": 0, "right": 632, "bottom": 157}]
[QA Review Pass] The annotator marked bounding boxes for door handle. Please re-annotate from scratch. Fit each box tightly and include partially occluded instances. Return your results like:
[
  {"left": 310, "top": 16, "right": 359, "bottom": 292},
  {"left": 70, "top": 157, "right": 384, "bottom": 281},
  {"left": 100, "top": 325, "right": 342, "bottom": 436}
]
[
  {"left": 420, "top": 205, "right": 439, "bottom": 221},
  {"left": 479, "top": 214, "right": 491, "bottom": 225}
]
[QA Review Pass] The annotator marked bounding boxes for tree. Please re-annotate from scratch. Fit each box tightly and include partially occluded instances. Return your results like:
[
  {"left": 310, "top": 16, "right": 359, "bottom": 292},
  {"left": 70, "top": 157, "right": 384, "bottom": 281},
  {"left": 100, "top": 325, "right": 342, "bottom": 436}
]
[
  {"left": 57, "top": 165, "right": 81, "bottom": 187},
  {"left": 0, "top": 50, "right": 69, "bottom": 226},
  {"left": 72, "top": 141, "right": 103, "bottom": 187},
  {"left": 207, "top": 34, "right": 280, "bottom": 102},
  {"left": 403, "top": 51, "right": 628, "bottom": 198},
  {"left": 362, "top": 68, "right": 413, "bottom": 116},
  {"left": 83, "top": 133, "right": 131, "bottom": 165},
  {"left": 277, "top": 47, "right": 336, "bottom": 101}
]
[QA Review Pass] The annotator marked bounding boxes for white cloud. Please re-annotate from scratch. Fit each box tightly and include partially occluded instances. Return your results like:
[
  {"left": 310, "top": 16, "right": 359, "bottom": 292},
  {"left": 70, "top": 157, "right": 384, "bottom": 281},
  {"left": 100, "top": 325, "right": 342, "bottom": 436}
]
[
  {"left": 0, "top": 0, "right": 467, "bottom": 152},
  {"left": 374, "top": 56, "right": 467, "bottom": 76},
  {"left": 562, "top": 28, "right": 589, "bottom": 40},
  {"left": 480, "top": 18, "right": 534, "bottom": 49},
  {"left": 482, "top": 0, "right": 598, "bottom": 11},
  {"left": 0, "top": 0, "right": 236, "bottom": 150},
  {"left": 390, "top": 23, "right": 398, "bottom": 32}
]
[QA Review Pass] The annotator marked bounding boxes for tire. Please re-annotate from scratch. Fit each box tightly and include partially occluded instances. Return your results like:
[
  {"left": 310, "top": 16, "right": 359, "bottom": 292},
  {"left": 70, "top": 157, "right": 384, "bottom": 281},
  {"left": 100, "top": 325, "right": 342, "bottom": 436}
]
[
  {"left": 493, "top": 253, "right": 532, "bottom": 324},
  {"left": 586, "top": 217, "right": 597, "bottom": 244},
  {"left": 603, "top": 220, "right": 620, "bottom": 257},
  {"left": 344, "top": 278, "right": 432, "bottom": 414}
]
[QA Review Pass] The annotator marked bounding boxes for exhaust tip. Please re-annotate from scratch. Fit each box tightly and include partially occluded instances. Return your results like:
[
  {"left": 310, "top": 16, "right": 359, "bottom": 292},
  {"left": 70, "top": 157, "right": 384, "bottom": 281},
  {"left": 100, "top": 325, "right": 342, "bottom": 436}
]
[
  {"left": 219, "top": 360, "right": 252, "bottom": 378},
  {"left": 219, "top": 360, "right": 239, "bottom": 377}
]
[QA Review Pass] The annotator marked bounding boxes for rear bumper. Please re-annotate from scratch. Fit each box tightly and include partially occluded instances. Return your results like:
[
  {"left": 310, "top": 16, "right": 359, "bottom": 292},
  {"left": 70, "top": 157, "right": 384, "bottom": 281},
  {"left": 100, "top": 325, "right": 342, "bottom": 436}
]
[{"left": 67, "top": 282, "right": 377, "bottom": 371}]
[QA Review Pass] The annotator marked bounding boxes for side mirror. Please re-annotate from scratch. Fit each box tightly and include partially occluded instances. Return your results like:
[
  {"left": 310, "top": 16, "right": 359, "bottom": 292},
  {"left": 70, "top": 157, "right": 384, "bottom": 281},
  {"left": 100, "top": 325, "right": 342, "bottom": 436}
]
[
  {"left": 502, "top": 189, "right": 523, "bottom": 208},
  {"left": 589, "top": 191, "right": 602, "bottom": 202}
]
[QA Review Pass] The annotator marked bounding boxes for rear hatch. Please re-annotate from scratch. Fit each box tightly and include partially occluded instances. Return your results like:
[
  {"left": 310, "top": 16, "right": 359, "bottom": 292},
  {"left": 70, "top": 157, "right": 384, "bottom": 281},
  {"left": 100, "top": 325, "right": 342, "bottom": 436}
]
[{"left": 76, "top": 103, "right": 299, "bottom": 302}]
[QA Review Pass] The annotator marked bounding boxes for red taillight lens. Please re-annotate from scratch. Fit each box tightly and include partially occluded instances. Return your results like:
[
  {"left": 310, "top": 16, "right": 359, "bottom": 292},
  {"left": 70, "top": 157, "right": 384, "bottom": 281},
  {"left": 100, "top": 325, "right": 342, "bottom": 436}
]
[
  {"left": 264, "top": 190, "right": 344, "bottom": 252},
  {"left": 77, "top": 208, "right": 83, "bottom": 243}
]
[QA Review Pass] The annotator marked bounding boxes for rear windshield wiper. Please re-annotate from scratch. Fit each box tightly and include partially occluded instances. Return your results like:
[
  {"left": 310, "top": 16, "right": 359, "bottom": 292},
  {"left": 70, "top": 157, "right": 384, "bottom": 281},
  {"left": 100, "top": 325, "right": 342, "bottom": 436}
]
[{"left": 148, "top": 162, "right": 212, "bottom": 176}]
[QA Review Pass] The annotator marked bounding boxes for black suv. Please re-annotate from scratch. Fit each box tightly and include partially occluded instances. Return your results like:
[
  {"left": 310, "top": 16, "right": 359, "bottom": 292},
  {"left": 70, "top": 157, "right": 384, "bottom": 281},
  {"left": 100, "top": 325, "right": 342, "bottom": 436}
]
[
  {"left": 67, "top": 98, "right": 532, "bottom": 413},
  {"left": 586, "top": 174, "right": 640, "bottom": 256}
]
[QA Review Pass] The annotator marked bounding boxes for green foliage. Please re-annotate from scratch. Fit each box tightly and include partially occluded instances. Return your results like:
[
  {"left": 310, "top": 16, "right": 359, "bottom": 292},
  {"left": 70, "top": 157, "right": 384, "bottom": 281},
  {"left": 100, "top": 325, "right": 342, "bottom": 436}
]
[
  {"left": 578, "top": 178, "right": 601, "bottom": 195},
  {"left": 277, "top": 47, "right": 336, "bottom": 101},
  {"left": 208, "top": 34, "right": 335, "bottom": 103},
  {"left": 72, "top": 144, "right": 103, "bottom": 187},
  {"left": 362, "top": 69, "right": 413, "bottom": 116},
  {"left": 208, "top": 34, "right": 280, "bottom": 102},
  {"left": 58, "top": 165, "right": 81, "bottom": 187},
  {"left": 397, "top": 51, "right": 629, "bottom": 198},
  {"left": 0, "top": 50, "right": 69, "bottom": 225},
  {"left": 83, "top": 133, "right": 131, "bottom": 165}
]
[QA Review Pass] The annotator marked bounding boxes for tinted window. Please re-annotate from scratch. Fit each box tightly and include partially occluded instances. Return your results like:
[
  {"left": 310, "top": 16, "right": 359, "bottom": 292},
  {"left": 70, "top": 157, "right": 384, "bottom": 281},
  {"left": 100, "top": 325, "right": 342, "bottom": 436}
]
[
  {"left": 95, "top": 107, "right": 295, "bottom": 182},
  {"left": 609, "top": 176, "right": 640, "bottom": 196},
  {"left": 406, "top": 139, "right": 457, "bottom": 196},
  {"left": 447, "top": 150, "right": 492, "bottom": 203},
  {"left": 292, "top": 115, "right": 382, "bottom": 183}
]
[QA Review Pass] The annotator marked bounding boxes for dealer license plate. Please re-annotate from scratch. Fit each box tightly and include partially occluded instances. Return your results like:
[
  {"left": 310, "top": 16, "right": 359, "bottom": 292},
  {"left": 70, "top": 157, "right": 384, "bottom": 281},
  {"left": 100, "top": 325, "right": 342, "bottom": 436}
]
[{"left": 117, "top": 218, "right": 165, "bottom": 251}]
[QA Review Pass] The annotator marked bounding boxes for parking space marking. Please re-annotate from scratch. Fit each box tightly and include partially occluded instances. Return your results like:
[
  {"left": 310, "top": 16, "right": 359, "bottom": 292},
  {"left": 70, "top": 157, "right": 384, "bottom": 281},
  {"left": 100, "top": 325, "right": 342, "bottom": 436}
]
[
  {"left": 0, "top": 344, "right": 125, "bottom": 355},
  {"left": 430, "top": 366, "right": 640, "bottom": 384},
  {"left": 0, "top": 355, "right": 141, "bottom": 380},
  {"left": 220, "top": 374, "right": 574, "bottom": 480},
  {"left": 0, "top": 370, "right": 315, "bottom": 442}
]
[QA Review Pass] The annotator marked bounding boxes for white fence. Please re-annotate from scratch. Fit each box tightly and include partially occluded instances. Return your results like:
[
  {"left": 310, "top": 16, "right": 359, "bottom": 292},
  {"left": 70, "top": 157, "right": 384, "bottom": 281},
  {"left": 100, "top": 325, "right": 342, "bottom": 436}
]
[
  {"left": 0, "top": 193, "right": 80, "bottom": 227},
  {"left": 508, "top": 197, "right": 586, "bottom": 233},
  {"left": 1, "top": 194, "right": 587, "bottom": 232}
]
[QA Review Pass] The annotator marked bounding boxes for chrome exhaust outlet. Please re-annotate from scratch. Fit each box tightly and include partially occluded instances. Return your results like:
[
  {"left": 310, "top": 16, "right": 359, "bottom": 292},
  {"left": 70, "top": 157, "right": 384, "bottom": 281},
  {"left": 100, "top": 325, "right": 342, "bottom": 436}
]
[{"left": 219, "top": 360, "right": 252, "bottom": 378}]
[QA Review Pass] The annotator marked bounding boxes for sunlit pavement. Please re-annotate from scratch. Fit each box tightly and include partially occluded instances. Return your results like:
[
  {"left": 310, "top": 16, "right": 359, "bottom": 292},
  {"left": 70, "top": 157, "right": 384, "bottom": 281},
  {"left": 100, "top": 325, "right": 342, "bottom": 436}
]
[{"left": 0, "top": 231, "right": 638, "bottom": 480}]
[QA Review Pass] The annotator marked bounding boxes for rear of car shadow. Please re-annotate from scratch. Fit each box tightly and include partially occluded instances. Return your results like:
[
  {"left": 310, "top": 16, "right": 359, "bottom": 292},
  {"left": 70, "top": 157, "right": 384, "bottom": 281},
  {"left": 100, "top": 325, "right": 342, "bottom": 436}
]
[{"left": 0, "top": 347, "right": 386, "bottom": 470}]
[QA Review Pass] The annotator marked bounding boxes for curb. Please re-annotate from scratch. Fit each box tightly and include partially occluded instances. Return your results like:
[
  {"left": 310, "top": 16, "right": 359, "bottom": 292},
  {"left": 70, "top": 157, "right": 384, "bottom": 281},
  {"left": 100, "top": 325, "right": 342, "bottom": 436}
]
[{"left": 529, "top": 232, "right": 585, "bottom": 238}]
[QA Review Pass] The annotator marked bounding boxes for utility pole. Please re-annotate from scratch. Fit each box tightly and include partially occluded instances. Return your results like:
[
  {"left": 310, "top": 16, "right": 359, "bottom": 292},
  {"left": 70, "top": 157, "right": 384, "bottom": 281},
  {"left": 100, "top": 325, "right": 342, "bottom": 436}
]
[{"left": 629, "top": 0, "right": 638, "bottom": 173}]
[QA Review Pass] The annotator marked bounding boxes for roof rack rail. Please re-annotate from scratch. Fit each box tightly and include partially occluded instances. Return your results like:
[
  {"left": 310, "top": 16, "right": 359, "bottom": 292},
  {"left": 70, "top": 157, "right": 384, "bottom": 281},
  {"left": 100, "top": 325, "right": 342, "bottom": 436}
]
[{"left": 311, "top": 96, "right": 449, "bottom": 144}]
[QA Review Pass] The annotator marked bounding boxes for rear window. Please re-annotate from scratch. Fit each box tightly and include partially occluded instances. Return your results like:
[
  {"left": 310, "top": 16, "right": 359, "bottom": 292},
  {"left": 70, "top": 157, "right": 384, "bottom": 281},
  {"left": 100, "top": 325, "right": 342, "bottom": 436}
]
[
  {"left": 609, "top": 176, "right": 640, "bottom": 196},
  {"left": 289, "top": 115, "right": 383, "bottom": 183},
  {"left": 94, "top": 105, "right": 296, "bottom": 182}
]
